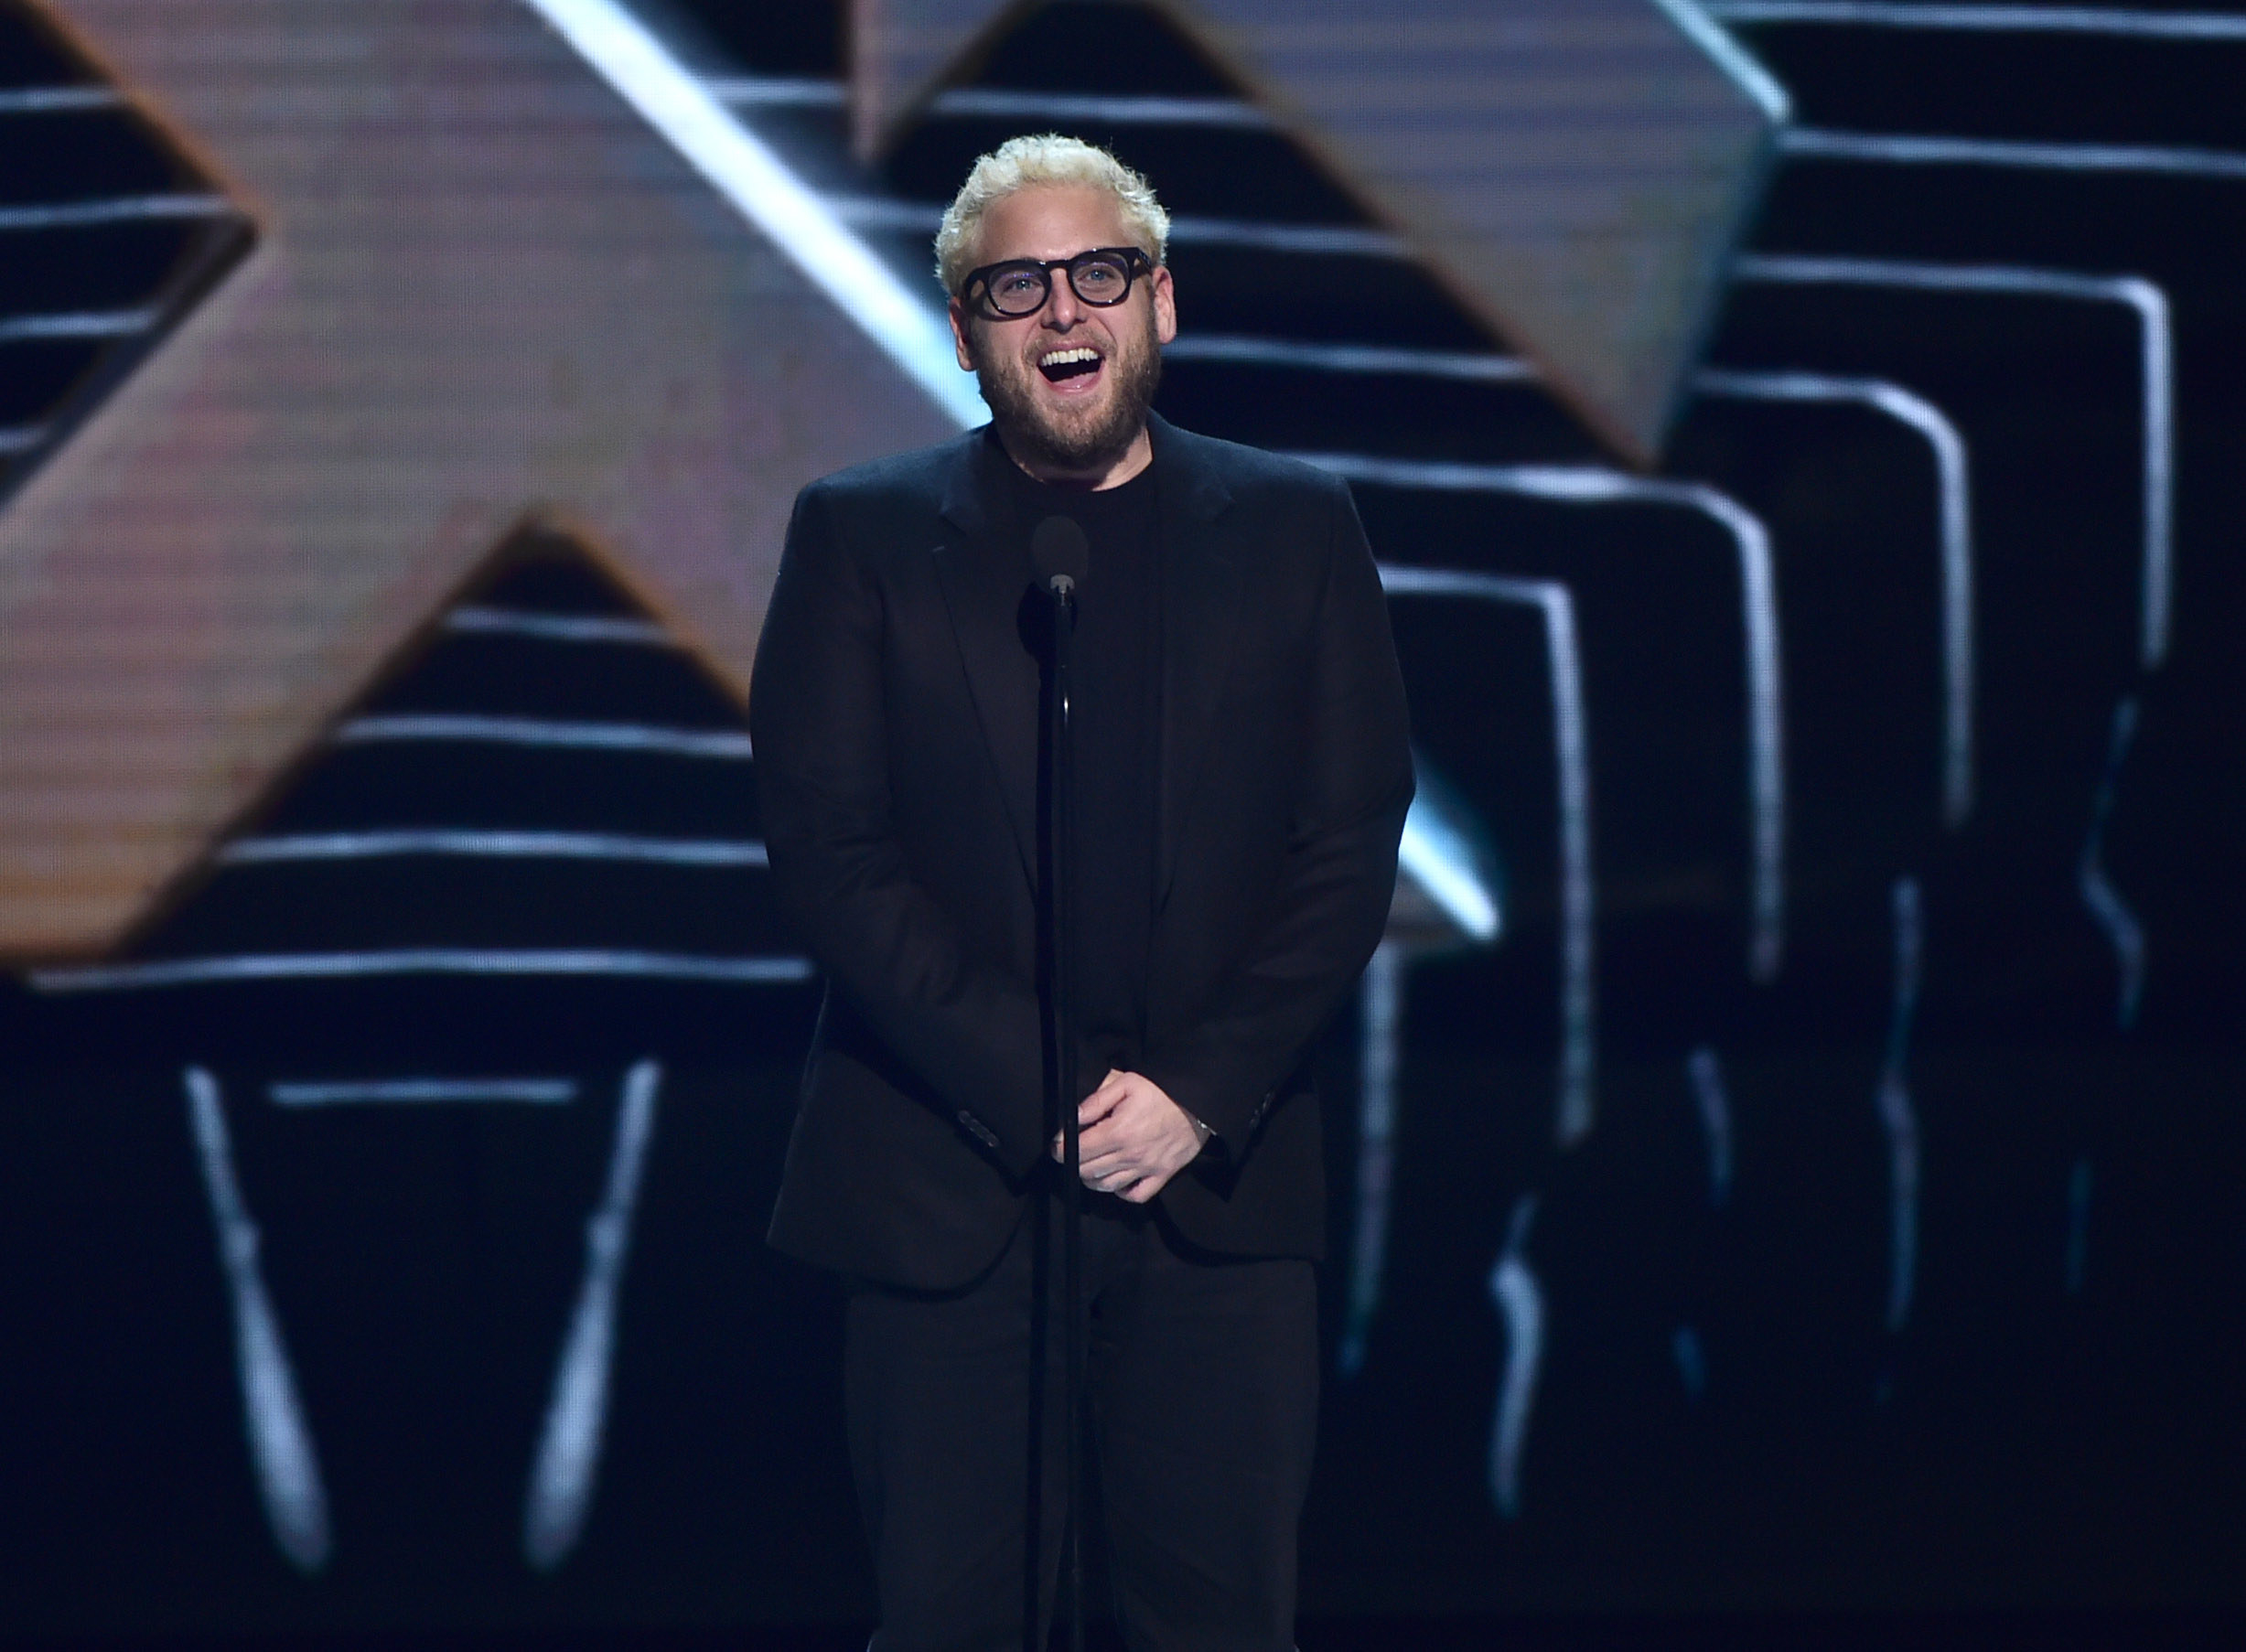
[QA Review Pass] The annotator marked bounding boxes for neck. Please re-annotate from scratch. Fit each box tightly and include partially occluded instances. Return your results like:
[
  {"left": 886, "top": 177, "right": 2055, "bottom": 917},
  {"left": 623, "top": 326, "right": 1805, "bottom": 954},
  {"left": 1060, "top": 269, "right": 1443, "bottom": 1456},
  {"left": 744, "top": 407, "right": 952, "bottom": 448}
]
[{"left": 997, "top": 422, "right": 1153, "bottom": 491}]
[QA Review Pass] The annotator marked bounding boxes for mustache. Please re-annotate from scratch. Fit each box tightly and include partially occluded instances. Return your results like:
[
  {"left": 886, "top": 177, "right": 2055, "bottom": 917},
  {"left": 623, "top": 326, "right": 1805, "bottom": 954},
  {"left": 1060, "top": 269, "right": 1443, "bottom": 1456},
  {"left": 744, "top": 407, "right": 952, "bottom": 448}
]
[{"left": 975, "top": 325, "right": 1162, "bottom": 472}]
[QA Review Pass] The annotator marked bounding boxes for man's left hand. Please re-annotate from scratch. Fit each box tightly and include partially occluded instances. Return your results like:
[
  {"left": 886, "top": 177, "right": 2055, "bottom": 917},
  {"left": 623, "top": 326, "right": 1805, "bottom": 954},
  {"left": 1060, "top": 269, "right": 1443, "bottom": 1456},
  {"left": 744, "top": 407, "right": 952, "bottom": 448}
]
[{"left": 1054, "top": 1068, "right": 1205, "bottom": 1204}]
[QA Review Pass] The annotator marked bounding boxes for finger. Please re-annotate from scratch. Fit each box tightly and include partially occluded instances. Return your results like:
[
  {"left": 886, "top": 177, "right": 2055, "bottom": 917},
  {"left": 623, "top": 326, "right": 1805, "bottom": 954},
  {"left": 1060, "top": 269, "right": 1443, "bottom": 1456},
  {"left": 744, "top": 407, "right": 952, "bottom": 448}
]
[
  {"left": 1078, "top": 1137, "right": 1133, "bottom": 1175},
  {"left": 1082, "top": 1126, "right": 1156, "bottom": 1172},
  {"left": 1081, "top": 1152, "right": 1143, "bottom": 1187},
  {"left": 1086, "top": 1067, "right": 1137, "bottom": 1109},
  {"left": 1078, "top": 1115, "right": 1132, "bottom": 1156},
  {"left": 1121, "top": 1171, "right": 1170, "bottom": 1203},
  {"left": 1070, "top": 1100, "right": 1128, "bottom": 1160}
]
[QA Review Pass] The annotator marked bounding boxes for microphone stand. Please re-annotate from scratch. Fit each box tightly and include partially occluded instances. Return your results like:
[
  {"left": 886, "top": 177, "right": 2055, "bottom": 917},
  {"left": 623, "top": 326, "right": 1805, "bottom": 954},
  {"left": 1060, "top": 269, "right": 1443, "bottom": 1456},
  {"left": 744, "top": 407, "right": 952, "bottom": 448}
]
[{"left": 1043, "top": 564, "right": 1085, "bottom": 1652}]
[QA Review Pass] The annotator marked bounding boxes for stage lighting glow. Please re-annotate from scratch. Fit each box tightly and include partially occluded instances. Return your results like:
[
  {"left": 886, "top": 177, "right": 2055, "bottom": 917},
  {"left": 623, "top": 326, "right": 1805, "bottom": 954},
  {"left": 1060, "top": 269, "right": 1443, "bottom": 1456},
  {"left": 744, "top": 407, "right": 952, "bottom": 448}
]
[
  {"left": 1398, "top": 801, "right": 1501, "bottom": 943},
  {"left": 523, "top": 0, "right": 985, "bottom": 429}
]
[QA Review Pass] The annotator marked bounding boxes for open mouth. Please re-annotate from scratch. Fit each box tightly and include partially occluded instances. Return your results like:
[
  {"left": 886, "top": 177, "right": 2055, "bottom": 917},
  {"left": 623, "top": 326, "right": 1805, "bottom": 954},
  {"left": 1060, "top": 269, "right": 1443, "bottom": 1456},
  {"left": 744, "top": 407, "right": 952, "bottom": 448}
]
[{"left": 1038, "top": 346, "right": 1103, "bottom": 385}]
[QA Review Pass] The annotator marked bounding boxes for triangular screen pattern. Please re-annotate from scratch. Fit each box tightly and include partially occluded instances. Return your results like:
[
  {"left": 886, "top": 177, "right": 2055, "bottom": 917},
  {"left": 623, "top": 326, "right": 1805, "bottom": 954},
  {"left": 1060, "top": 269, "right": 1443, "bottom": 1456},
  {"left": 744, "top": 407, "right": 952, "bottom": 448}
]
[
  {"left": 51, "top": 525, "right": 803, "bottom": 1049},
  {"left": 0, "top": 0, "right": 252, "bottom": 499}
]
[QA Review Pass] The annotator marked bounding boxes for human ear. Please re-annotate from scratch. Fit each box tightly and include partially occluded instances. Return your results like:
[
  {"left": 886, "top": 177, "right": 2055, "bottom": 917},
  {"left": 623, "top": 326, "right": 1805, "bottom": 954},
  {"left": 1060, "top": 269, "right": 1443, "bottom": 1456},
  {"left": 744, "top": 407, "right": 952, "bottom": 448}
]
[{"left": 947, "top": 297, "right": 978, "bottom": 372}]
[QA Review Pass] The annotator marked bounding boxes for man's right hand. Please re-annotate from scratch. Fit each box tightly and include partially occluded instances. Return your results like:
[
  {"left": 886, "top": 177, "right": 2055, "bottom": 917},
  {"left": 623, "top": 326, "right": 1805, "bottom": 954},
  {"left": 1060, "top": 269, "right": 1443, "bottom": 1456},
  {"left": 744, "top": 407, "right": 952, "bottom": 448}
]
[{"left": 1052, "top": 1067, "right": 1207, "bottom": 1203}]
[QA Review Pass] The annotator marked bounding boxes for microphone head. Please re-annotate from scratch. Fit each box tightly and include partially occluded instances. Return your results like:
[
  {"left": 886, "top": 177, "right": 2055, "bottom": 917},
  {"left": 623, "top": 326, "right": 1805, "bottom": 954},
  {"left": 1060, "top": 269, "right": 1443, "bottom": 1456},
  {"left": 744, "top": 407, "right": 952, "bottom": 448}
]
[{"left": 1030, "top": 515, "right": 1090, "bottom": 595}]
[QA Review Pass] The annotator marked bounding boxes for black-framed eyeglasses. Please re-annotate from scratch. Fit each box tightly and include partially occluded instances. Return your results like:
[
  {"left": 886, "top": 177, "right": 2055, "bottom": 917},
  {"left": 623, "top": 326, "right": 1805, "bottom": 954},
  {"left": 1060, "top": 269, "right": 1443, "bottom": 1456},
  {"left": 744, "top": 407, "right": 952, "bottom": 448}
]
[{"left": 958, "top": 246, "right": 1155, "bottom": 320}]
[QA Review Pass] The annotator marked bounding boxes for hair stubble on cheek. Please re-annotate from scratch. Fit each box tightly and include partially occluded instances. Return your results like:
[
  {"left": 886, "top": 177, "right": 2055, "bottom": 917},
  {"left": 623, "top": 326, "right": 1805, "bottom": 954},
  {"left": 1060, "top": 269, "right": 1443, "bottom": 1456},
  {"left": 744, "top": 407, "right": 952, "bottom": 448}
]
[{"left": 972, "top": 300, "right": 1164, "bottom": 472}]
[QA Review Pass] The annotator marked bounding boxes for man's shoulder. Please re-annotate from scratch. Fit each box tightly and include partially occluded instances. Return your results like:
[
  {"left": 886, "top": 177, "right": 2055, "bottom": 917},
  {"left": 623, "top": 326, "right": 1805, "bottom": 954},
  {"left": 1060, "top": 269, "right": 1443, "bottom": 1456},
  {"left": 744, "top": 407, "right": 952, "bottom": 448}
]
[
  {"left": 800, "top": 426, "right": 983, "bottom": 512},
  {"left": 1151, "top": 415, "right": 1350, "bottom": 507}
]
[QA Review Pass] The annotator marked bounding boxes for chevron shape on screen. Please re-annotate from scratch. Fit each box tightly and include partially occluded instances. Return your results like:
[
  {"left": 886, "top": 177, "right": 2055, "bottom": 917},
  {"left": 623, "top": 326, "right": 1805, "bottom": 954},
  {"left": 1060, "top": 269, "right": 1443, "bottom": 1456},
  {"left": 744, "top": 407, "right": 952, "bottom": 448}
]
[
  {"left": 0, "top": 0, "right": 964, "bottom": 960},
  {"left": 850, "top": 0, "right": 1787, "bottom": 463}
]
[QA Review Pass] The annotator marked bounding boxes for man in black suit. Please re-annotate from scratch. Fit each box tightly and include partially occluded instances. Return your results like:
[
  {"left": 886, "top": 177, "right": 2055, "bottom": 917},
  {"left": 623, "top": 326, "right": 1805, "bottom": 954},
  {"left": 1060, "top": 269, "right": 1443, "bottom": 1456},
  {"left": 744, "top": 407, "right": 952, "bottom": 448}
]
[{"left": 749, "top": 135, "right": 1412, "bottom": 1651}]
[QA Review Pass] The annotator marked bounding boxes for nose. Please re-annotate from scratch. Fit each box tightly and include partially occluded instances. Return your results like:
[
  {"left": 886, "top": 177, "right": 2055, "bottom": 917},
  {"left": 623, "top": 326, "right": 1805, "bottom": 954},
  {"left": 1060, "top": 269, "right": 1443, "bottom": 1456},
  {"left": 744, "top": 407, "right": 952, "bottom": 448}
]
[{"left": 1042, "top": 275, "right": 1083, "bottom": 329}]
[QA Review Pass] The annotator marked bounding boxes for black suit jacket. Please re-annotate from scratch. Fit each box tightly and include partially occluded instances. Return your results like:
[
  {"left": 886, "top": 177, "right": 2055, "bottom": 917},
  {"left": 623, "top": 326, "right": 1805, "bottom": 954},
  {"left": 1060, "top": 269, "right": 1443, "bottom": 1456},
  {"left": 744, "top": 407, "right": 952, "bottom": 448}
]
[{"left": 750, "top": 413, "right": 1413, "bottom": 1291}]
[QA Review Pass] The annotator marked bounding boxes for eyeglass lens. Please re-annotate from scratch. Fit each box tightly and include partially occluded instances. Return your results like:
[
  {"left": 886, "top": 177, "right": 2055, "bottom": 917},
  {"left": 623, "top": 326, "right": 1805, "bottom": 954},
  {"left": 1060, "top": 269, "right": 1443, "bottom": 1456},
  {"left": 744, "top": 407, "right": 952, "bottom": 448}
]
[{"left": 984, "top": 252, "right": 1134, "bottom": 316}]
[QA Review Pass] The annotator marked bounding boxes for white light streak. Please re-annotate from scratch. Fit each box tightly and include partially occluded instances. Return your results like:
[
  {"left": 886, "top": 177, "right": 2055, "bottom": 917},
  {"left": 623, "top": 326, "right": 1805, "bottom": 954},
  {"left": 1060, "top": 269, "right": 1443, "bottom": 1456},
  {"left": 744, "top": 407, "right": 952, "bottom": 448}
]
[
  {"left": 31, "top": 949, "right": 814, "bottom": 992},
  {"left": 268, "top": 1077, "right": 578, "bottom": 1106},
  {"left": 0, "top": 86, "right": 122, "bottom": 113},
  {"left": 1655, "top": 0, "right": 1796, "bottom": 120},
  {"left": 1350, "top": 457, "right": 1786, "bottom": 985},
  {"left": 2079, "top": 695, "right": 2146, "bottom": 1030},
  {"left": 1397, "top": 802, "right": 1501, "bottom": 942},
  {"left": 1704, "top": 2, "right": 2246, "bottom": 38},
  {"left": 1694, "top": 367, "right": 1976, "bottom": 826},
  {"left": 335, "top": 714, "right": 754, "bottom": 759},
  {"left": 1380, "top": 565, "right": 1598, "bottom": 1145},
  {"left": 1163, "top": 334, "right": 1536, "bottom": 383},
  {"left": 0, "top": 308, "right": 156, "bottom": 344},
  {"left": 1783, "top": 126, "right": 2246, "bottom": 179},
  {"left": 443, "top": 606, "right": 672, "bottom": 646},
  {"left": 184, "top": 1067, "right": 330, "bottom": 1572},
  {"left": 0, "top": 424, "right": 45, "bottom": 453},
  {"left": 218, "top": 830, "right": 768, "bottom": 867},
  {"left": 1340, "top": 939, "right": 1407, "bottom": 1378},
  {"left": 930, "top": 87, "right": 1273, "bottom": 127},
  {"left": 523, "top": 0, "right": 985, "bottom": 426},
  {"left": 525, "top": 1059, "right": 661, "bottom": 1569},
  {"left": 1488, "top": 1196, "right": 1544, "bottom": 1519},
  {"left": 701, "top": 75, "right": 845, "bottom": 108},
  {"left": 1734, "top": 254, "right": 2173, "bottom": 669},
  {"left": 1877, "top": 876, "right": 1924, "bottom": 1336},
  {"left": 0, "top": 194, "right": 234, "bottom": 231},
  {"left": 819, "top": 198, "right": 942, "bottom": 235},
  {"left": 1686, "top": 1046, "right": 1736, "bottom": 1208}
]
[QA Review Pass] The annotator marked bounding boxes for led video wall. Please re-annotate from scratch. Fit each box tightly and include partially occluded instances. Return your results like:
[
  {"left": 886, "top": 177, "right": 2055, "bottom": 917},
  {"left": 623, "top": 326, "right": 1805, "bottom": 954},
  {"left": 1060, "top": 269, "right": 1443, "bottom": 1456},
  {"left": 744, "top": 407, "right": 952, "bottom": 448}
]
[{"left": 5, "top": 0, "right": 2244, "bottom": 1634}]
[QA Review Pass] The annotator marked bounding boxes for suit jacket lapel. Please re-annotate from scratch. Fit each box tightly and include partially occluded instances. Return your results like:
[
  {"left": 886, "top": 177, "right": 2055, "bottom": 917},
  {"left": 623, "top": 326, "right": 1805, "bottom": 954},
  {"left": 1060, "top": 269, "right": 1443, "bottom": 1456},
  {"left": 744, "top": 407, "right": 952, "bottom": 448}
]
[
  {"left": 1150, "top": 414, "right": 1241, "bottom": 908},
  {"left": 932, "top": 430, "right": 1039, "bottom": 895}
]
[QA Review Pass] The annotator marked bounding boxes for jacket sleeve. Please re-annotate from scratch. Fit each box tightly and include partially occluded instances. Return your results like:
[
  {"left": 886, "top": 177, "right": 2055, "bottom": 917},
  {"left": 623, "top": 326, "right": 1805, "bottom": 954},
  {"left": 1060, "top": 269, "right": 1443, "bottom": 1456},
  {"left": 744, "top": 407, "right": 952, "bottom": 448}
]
[
  {"left": 749, "top": 482, "right": 1049, "bottom": 1176},
  {"left": 1138, "top": 477, "right": 1413, "bottom": 1146}
]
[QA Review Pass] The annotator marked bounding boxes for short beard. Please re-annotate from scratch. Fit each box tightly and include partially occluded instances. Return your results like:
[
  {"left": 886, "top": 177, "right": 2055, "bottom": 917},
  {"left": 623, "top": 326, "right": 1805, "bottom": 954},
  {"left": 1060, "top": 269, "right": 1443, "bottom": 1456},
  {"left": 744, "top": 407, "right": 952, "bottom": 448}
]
[{"left": 973, "top": 315, "right": 1163, "bottom": 477}]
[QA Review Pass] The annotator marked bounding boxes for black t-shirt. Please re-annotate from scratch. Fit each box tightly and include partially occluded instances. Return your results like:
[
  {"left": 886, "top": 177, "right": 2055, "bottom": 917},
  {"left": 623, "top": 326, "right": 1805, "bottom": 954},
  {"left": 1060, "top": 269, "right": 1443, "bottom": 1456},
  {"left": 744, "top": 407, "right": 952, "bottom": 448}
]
[{"left": 1006, "top": 457, "right": 1163, "bottom": 1097}]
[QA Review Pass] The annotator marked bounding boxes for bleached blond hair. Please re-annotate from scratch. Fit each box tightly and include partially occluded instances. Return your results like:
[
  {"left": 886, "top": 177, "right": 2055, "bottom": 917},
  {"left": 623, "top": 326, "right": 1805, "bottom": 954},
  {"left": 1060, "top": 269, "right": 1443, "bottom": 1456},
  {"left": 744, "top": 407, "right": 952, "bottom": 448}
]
[{"left": 935, "top": 134, "right": 1170, "bottom": 295}]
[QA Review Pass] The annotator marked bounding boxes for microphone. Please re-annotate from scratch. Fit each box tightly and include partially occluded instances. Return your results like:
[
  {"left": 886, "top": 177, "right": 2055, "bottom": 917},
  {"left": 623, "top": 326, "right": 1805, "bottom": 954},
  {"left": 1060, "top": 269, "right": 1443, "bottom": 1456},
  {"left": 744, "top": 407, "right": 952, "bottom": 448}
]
[{"left": 1030, "top": 516, "right": 1090, "bottom": 597}]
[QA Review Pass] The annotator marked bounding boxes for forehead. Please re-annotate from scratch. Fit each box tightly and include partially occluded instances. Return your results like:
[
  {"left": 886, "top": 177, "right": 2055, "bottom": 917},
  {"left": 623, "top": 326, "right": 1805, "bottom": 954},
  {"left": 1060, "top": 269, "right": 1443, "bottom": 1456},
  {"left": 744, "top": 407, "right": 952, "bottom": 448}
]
[{"left": 974, "top": 184, "right": 1135, "bottom": 265}]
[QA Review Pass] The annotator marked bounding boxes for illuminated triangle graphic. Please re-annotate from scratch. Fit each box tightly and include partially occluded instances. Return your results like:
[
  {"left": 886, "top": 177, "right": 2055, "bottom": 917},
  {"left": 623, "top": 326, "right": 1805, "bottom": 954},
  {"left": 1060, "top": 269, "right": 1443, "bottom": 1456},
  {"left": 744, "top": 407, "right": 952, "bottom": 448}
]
[
  {"left": 851, "top": 0, "right": 1788, "bottom": 463},
  {"left": 0, "top": 0, "right": 963, "bottom": 960}
]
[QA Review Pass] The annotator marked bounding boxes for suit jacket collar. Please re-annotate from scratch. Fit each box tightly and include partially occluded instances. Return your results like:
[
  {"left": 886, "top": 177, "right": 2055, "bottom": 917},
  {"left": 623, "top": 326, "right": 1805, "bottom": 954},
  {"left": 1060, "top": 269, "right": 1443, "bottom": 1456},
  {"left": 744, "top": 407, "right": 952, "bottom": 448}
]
[
  {"left": 929, "top": 414, "right": 1241, "bottom": 906},
  {"left": 936, "top": 421, "right": 1013, "bottom": 542}
]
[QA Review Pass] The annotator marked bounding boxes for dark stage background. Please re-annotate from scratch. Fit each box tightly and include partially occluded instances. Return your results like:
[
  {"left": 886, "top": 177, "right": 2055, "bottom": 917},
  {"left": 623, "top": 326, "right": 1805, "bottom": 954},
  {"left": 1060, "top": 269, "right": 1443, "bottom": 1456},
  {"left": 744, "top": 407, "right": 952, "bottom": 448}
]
[{"left": 5, "top": 0, "right": 2245, "bottom": 1642}]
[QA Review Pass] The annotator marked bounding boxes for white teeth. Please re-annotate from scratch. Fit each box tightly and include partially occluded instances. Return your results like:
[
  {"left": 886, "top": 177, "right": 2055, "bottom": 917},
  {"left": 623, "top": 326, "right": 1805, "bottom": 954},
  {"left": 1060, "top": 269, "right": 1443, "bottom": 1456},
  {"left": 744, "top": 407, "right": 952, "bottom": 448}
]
[{"left": 1039, "top": 347, "right": 1100, "bottom": 367}]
